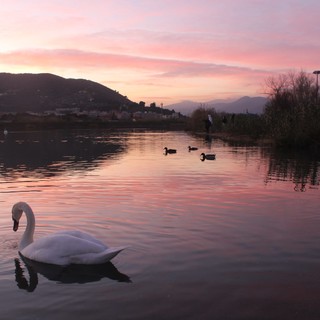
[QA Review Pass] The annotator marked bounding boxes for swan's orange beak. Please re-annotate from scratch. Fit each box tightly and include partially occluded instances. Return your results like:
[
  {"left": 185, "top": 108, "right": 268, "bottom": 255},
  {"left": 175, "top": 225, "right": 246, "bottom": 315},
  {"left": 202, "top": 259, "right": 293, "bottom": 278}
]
[{"left": 13, "top": 218, "right": 19, "bottom": 232}]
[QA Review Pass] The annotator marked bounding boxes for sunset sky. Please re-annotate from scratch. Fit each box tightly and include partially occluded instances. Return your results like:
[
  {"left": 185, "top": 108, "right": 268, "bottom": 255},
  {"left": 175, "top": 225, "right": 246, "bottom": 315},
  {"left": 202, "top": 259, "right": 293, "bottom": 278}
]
[{"left": 0, "top": 0, "right": 319, "bottom": 106}]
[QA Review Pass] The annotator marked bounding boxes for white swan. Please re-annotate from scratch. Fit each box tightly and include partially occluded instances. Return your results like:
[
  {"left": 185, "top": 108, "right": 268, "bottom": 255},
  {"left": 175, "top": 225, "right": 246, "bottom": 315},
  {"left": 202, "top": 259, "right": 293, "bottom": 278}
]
[{"left": 12, "top": 202, "right": 126, "bottom": 266}]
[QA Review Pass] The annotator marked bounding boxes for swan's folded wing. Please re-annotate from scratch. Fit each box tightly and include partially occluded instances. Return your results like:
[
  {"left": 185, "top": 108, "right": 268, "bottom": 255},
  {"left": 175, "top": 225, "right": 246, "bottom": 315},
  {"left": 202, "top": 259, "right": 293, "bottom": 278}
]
[
  {"left": 69, "top": 246, "right": 127, "bottom": 264},
  {"left": 20, "top": 234, "right": 108, "bottom": 265},
  {"left": 54, "top": 230, "right": 107, "bottom": 248}
]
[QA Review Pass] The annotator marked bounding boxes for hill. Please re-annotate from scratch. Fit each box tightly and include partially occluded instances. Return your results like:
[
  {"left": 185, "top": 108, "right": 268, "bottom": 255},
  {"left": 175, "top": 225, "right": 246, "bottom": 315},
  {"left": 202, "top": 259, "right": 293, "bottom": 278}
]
[
  {"left": 166, "top": 100, "right": 202, "bottom": 116},
  {"left": 0, "top": 73, "right": 133, "bottom": 112},
  {"left": 211, "top": 96, "right": 268, "bottom": 114},
  {"left": 168, "top": 96, "right": 268, "bottom": 115}
]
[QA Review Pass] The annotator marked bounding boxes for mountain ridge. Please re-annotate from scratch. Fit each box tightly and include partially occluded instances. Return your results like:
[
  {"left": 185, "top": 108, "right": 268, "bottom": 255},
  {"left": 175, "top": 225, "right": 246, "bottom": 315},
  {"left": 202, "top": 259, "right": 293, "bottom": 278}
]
[{"left": 167, "top": 96, "right": 268, "bottom": 115}]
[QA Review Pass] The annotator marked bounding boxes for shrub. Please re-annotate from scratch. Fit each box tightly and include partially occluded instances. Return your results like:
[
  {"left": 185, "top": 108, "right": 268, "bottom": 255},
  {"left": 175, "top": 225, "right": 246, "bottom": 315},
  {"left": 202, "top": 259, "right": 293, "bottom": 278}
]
[{"left": 263, "top": 71, "right": 320, "bottom": 146}]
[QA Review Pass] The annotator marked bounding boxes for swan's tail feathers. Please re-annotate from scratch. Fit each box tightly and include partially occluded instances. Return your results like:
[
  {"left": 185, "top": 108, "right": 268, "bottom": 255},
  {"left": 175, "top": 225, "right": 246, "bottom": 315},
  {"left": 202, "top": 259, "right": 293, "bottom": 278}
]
[
  {"left": 100, "top": 246, "right": 127, "bottom": 262},
  {"left": 70, "top": 246, "right": 127, "bottom": 265}
]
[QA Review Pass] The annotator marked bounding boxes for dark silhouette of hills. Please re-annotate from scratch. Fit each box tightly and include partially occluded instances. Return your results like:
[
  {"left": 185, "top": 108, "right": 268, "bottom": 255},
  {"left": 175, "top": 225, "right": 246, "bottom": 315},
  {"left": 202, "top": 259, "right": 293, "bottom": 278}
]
[
  {"left": 167, "top": 96, "right": 268, "bottom": 115},
  {"left": 0, "top": 73, "right": 133, "bottom": 112}
]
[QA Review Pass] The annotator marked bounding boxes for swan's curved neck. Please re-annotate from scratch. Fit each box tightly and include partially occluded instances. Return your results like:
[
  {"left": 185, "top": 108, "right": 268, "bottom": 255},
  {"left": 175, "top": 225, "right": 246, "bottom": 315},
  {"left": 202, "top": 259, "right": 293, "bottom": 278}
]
[{"left": 20, "top": 204, "right": 35, "bottom": 251}]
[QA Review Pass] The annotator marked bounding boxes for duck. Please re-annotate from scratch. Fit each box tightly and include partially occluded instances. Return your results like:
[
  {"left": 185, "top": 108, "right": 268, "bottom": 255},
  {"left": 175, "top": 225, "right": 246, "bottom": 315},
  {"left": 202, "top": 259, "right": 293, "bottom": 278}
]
[
  {"left": 163, "top": 147, "right": 177, "bottom": 154},
  {"left": 188, "top": 146, "right": 198, "bottom": 151},
  {"left": 200, "top": 153, "right": 216, "bottom": 161},
  {"left": 12, "top": 202, "right": 126, "bottom": 266}
]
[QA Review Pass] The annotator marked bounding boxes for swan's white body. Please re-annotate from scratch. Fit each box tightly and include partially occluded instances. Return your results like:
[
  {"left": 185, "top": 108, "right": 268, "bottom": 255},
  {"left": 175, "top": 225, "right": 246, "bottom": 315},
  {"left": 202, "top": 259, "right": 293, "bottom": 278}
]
[{"left": 12, "top": 202, "right": 126, "bottom": 266}]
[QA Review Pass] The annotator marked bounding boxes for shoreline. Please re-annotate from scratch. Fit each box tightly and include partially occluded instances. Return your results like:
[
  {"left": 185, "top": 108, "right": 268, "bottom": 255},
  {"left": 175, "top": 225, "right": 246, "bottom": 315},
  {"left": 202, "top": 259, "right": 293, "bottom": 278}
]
[
  {"left": 1, "top": 118, "right": 187, "bottom": 132},
  {"left": 191, "top": 131, "right": 274, "bottom": 146},
  {"left": 2, "top": 120, "right": 318, "bottom": 152}
]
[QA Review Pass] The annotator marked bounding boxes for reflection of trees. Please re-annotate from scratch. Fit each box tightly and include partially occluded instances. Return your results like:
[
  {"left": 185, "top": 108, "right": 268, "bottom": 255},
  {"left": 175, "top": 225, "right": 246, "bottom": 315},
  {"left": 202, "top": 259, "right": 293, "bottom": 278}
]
[
  {"left": 0, "top": 130, "right": 126, "bottom": 179},
  {"left": 213, "top": 136, "right": 319, "bottom": 192},
  {"left": 264, "top": 148, "right": 319, "bottom": 192},
  {"left": 14, "top": 255, "right": 131, "bottom": 292},
  {"left": 220, "top": 139, "right": 263, "bottom": 165}
]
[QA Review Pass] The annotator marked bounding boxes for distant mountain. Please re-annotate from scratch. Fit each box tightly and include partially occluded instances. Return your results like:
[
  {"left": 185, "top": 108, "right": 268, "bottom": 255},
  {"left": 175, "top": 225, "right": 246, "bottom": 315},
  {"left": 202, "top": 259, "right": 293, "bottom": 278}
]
[
  {"left": 212, "top": 96, "right": 268, "bottom": 114},
  {"left": 166, "top": 100, "right": 201, "bottom": 115},
  {"left": 0, "top": 72, "right": 133, "bottom": 112},
  {"left": 168, "top": 96, "right": 268, "bottom": 115}
]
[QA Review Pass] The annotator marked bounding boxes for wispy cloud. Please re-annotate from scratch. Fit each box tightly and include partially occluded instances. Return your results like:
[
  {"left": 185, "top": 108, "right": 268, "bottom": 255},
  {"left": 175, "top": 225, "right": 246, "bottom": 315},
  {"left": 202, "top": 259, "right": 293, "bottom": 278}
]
[{"left": 0, "top": 48, "right": 271, "bottom": 78}]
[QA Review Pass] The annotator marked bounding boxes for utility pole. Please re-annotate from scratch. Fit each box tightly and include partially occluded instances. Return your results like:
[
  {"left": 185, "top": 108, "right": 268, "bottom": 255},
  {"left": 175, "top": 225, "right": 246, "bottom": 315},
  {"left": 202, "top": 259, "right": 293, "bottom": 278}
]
[{"left": 313, "top": 70, "right": 320, "bottom": 103}]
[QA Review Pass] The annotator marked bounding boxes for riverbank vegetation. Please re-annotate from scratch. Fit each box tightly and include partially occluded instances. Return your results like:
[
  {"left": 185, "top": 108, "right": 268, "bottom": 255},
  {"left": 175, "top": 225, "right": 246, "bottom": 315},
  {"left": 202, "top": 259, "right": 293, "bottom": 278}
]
[{"left": 188, "top": 71, "right": 320, "bottom": 148}]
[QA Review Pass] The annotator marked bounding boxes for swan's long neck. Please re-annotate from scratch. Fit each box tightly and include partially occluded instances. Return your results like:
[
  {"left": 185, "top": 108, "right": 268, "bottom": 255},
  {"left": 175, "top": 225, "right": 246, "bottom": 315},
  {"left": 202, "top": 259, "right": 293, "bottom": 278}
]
[{"left": 20, "top": 204, "right": 35, "bottom": 251}]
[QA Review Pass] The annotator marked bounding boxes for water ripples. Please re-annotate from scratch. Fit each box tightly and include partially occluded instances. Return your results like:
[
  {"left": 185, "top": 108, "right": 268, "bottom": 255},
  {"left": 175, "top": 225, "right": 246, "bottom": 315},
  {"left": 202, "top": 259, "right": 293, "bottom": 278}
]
[{"left": 0, "top": 130, "right": 319, "bottom": 319}]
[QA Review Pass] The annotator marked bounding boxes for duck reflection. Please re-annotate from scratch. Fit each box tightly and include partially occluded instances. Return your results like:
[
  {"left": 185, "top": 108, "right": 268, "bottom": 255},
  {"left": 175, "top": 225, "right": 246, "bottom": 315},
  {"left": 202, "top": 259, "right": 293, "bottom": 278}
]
[{"left": 14, "top": 256, "right": 131, "bottom": 292}]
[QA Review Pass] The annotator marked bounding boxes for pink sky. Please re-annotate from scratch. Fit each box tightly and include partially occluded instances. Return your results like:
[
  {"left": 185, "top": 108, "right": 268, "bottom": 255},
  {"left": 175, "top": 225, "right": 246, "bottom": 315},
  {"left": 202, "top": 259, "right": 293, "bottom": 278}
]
[{"left": 0, "top": 0, "right": 319, "bottom": 106}]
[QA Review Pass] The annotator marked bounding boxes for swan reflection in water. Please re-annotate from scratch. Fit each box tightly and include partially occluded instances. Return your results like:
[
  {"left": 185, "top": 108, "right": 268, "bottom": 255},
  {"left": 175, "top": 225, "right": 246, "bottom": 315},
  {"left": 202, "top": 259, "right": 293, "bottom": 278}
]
[{"left": 14, "top": 255, "right": 131, "bottom": 292}]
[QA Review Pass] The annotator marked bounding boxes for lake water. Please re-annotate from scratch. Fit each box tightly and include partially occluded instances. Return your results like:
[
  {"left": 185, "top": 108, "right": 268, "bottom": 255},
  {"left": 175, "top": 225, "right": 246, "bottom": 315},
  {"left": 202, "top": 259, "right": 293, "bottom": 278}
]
[{"left": 0, "top": 129, "right": 319, "bottom": 320}]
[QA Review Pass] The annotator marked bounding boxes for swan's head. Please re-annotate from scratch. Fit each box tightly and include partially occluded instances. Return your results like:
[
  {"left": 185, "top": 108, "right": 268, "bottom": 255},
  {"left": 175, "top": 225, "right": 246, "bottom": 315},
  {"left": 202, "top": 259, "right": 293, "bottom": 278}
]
[{"left": 12, "top": 202, "right": 25, "bottom": 232}]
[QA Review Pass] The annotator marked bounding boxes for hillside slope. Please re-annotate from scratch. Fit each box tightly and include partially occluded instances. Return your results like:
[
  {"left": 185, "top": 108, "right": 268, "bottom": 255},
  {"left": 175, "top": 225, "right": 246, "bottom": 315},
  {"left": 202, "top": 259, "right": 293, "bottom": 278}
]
[{"left": 0, "top": 73, "right": 132, "bottom": 112}]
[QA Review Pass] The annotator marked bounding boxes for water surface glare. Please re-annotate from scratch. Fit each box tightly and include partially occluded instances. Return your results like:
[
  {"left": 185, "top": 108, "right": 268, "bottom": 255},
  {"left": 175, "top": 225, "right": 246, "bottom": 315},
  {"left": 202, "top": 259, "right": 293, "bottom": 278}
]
[{"left": 0, "top": 130, "right": 319, "bottom": 319}]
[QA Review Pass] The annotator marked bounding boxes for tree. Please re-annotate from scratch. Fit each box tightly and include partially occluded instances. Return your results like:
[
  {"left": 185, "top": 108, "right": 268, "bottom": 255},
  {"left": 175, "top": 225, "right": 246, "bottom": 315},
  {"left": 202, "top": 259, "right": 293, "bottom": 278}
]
[
  {"left": 263, "top": 71, "right": 320, "bottom": 146},
  {"left": 187, "top": 104, "right": 216, "bottom": 132}
]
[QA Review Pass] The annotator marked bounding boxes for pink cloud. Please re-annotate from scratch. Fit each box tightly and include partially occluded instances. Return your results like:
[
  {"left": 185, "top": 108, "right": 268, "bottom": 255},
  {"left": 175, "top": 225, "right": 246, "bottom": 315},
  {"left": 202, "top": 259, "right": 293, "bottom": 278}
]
[
  {"left": 58, "top": 26, "right": 319, "bottom": 73},
  {"left": 0, "top": 48, "right": 270, "bottom": 78}
]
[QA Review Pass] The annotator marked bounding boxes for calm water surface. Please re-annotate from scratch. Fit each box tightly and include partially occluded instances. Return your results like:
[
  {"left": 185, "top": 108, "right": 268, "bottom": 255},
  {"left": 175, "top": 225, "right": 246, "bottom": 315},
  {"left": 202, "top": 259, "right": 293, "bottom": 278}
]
[{"left": 0, "top": 129, "right": 319, "bottom": 320}]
